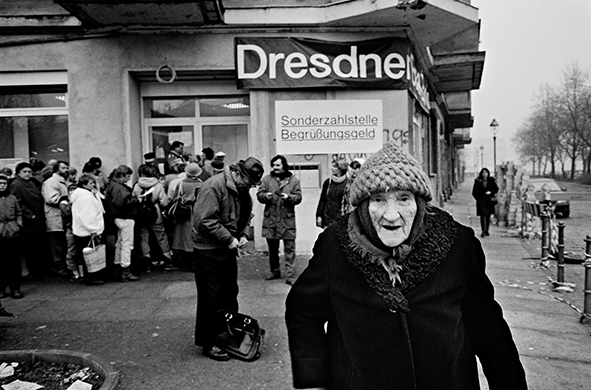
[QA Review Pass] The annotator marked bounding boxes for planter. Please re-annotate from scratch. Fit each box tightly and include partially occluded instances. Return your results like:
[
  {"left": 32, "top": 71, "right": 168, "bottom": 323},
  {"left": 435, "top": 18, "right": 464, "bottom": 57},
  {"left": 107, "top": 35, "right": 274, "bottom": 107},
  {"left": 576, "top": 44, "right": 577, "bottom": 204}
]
[{"left": 0, "top": 350, "right": 118, "bottom": 390}]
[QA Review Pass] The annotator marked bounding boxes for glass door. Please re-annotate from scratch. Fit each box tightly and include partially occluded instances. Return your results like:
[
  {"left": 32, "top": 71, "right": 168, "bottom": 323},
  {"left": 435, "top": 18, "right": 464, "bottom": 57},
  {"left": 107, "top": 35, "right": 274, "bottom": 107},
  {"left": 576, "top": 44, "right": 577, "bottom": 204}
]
[
  {"left": 202, "top": 123, "right": 248, "bottom": 165},
  {"left": 148, "top": 124, "right": 194, "bottom": 174}
]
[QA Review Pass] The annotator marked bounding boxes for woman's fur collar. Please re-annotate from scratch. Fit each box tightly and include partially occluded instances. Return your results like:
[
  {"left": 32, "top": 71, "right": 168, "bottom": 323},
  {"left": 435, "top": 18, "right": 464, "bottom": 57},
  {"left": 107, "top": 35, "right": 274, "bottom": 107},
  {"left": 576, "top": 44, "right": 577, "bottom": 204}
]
[{"left": 336, "top": 206, "right": 457, "bottom": 312}]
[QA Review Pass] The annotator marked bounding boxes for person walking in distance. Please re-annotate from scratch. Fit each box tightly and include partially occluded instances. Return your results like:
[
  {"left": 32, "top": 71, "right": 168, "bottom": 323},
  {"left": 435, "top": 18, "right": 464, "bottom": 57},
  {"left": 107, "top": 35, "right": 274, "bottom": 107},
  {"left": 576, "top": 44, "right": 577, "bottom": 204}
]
[
  {"left": 257, "top": 155, "right": 302, "bottom": 285},
  {"left": 316, "top": 159, "right": 349, "bottom": 229},
  {"left": 192, "top": 157, "right": 264, "bottom": 361},
  {"left": 472, "top": 168, "right": 499, "bottom": 238}
]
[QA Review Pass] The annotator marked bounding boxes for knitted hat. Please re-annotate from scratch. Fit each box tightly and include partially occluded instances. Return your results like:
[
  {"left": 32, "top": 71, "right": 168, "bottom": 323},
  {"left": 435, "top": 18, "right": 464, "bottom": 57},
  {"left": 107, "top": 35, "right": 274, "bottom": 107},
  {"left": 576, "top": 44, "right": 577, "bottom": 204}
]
[
  {"left": 349, "top": 142, "right": 432, "bottom": 206},
  {"left": 185, "top": 162, "right": 202, "bottom": 177}
]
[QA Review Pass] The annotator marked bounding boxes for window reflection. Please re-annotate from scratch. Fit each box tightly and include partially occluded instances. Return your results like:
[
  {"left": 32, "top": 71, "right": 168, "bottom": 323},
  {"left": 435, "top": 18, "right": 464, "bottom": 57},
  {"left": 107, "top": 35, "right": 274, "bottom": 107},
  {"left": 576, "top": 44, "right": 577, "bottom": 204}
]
[
  {"left": 200, "top": 96, "right": 249, "bottom": 117},
  {"left": 145, "top": 99, "right": 195, "bottom": 118}
]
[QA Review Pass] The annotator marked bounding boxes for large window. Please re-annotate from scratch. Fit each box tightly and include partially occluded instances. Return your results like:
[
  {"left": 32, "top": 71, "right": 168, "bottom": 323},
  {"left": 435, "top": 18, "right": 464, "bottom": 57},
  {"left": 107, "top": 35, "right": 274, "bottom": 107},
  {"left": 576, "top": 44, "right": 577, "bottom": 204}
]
[
  {"left": 0, "top": 75, "right": 68, "bottom": 169},
  {"left": 143, "top": 95, "right": 250, "bottom": 166}
]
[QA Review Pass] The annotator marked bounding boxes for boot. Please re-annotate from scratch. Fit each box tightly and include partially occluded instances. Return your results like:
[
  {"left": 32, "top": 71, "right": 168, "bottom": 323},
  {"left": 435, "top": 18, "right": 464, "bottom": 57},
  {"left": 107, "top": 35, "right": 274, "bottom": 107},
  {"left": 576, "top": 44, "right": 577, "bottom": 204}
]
[
  {"left": 114, "top": 265, "right": 122, "bottom": 281},
  {"left": 121, "top": 266, "right": 140, "bottom": 282}
]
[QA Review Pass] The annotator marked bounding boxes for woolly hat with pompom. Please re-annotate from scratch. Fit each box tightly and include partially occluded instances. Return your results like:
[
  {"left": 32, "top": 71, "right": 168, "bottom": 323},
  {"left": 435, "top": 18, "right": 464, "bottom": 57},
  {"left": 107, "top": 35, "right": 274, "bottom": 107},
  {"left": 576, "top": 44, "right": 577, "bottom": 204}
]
[{"left": 349, "top": 142, "right": 432, "bottom": 206}]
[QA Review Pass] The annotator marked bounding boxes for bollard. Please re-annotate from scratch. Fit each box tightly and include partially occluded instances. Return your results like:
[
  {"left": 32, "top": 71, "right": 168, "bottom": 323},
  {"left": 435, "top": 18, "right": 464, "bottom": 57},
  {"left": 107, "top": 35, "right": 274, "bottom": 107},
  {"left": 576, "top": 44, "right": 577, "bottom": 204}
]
[
  {"left": 556, "top": 222, "right": 565, "bottom": 283},
  {"left": 581, "top": 235, "right": 591, "bottom": 325},
  {"left": 540, "top": 211, "right": 549, "bottom": 265}
]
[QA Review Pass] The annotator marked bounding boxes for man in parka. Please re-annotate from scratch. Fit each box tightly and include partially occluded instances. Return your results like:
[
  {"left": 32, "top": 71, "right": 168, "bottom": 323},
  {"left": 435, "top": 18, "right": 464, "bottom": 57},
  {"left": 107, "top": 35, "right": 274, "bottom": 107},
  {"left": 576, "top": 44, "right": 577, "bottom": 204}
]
[
  {"left": 256, "top": 155, "right": 302, "bottom": 285},
  {"left": 192, "top": 156, "right": 264, "bottom": 361}
]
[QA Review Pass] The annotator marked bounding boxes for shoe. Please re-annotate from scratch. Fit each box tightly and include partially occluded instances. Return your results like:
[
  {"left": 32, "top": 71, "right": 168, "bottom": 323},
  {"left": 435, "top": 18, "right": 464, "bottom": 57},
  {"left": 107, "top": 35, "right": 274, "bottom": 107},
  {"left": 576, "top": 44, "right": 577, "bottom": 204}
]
[
  {"left": 203, "top": 346, "right": 230, "bottom": 361},
  {"left": 485, "top": 231, "right": 490, "bottom": 236},
  {"left": 11, "top": 290, "right": 23, "bottom": 299},
  {"left": 481, "top": 233, "right": 485, "bottom": 238},
  {"left": 265, "top": 272, "right": 281, "bottom": 281},
  {"left": 120, "top": 267, "right": 140, "bottom": 282},
  {"left": 0, "top": 307, "right": 13, "bottom": 317}
]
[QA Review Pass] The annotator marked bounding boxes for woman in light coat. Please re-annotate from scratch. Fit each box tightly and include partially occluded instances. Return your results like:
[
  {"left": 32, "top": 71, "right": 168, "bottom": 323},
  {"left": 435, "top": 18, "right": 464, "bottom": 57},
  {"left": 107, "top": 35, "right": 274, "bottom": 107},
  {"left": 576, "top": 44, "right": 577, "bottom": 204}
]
[
  {"left": 71, "top": 173, "right": 105, "bottom": 285},
  {"left": 0, "top": 174, "right": 23, "bottom": 299}
]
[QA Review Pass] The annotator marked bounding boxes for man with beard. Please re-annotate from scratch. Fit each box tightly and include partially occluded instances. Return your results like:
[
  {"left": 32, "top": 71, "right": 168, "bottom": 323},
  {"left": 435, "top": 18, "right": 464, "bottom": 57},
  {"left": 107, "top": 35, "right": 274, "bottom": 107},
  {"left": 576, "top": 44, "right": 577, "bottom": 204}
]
[
  {"left": 42, "top": 160, "right": 70, "bottom": 277},
  {"left": 256, "top": 155, "right": 302, "bottom": 285},
  {"left": 192, "top": 156, "right": 264, "bottom": 361}
]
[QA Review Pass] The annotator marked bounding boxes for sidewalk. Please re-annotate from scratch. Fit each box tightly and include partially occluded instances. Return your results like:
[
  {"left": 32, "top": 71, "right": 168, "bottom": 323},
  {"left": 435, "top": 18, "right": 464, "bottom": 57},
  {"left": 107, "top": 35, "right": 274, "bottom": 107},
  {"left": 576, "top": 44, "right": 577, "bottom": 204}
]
[{"left": 1, "top": 179, "right": 590, "bottom": 390}]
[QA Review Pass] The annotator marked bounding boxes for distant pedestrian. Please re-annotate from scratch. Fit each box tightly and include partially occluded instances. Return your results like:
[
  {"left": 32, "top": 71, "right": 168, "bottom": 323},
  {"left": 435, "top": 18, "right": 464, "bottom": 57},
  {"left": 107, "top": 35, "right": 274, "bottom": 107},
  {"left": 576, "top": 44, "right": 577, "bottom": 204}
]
[
  {"left": 256, "top": 155, "right": 302, "bottom": 285},
  {"left": 341, "top": 158, "right": 365, "bottom": 215},
  {"left": 316, "top": 159, "right": 349, "bottom": 229},
  {"left": 0, "top": 174, "right": 23, "bottom": 300},
  {"left": 192, "top": 157, "right": 264, "bottom": 361},
  {"left": 472, "top": 168, "right": 499, "bottom": 237}
]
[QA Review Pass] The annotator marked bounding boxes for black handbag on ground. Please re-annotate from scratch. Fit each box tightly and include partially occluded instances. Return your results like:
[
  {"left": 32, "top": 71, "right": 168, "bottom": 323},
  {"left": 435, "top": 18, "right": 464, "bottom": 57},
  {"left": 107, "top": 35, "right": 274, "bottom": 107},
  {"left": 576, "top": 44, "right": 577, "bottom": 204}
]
[{"left": 216, "top": 310, "right": 265, "bottom": 361}]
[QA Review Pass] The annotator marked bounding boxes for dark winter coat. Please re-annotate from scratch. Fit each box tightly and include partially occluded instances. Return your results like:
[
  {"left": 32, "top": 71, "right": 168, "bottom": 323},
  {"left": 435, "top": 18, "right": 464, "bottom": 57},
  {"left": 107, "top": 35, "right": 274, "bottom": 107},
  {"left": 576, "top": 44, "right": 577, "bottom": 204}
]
[
  {"left": 105, "top": 180, "right": 138, "bottom": 220},
  {"left": 316, "top": 177, "right": 347, "bottom": 228},
  {"left": 192, "top": 168, "right": 252, "bottom": 256},
  {"left": 9, "top": 176, "right": 45, "bottom": 233},
  {"left": 472, "top": 177, "right": 499, "bottom": 216},
  {"left": 286, "top": 207, "right": 527, "bottom": 390},
  {"left": 0, "top": 191, "right": 22, "bottom": 239},
  {"left": 256, "top": 172, "right": 302, "bottom": 240}
]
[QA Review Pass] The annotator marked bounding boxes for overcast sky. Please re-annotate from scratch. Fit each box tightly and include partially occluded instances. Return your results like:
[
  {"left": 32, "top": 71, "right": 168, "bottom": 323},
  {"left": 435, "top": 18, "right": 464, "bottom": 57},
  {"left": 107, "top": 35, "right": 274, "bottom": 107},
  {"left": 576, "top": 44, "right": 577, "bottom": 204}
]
[{"left": 466, "top": 0, "right": 591, "bottom": 172}]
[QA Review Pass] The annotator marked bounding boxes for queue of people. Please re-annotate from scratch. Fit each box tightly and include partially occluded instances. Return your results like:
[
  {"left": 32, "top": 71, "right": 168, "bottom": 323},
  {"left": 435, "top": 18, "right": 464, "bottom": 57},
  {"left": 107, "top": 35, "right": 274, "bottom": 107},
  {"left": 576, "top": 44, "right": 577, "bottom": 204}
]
[{"left": 0, "top": 143, "right": 527, "bottom": 389}]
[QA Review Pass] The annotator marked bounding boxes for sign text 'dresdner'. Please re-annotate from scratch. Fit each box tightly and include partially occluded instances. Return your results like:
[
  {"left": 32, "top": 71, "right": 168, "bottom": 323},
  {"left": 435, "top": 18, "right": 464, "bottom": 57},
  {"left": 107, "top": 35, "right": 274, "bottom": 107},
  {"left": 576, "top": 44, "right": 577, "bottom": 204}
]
[
  {"left": 275, "top": 100, "right": 383, "bottom": 155},
  {"left": 235, "top": 36, "right": 429, "bottom": 110}
]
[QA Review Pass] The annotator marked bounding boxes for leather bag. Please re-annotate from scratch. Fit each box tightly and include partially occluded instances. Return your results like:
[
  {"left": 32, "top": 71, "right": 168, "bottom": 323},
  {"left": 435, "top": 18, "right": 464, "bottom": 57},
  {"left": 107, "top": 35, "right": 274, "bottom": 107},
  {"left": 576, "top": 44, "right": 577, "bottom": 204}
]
[{"left": 216, "top": 310, "right": 265, "bottom": 362}]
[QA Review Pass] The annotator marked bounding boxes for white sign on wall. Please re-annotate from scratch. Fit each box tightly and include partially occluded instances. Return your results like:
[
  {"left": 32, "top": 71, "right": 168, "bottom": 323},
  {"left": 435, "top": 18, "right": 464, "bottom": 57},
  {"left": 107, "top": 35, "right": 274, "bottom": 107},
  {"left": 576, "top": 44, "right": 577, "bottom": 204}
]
[{"left": 275, "top": 100, "right": 383, "bottom": 154}]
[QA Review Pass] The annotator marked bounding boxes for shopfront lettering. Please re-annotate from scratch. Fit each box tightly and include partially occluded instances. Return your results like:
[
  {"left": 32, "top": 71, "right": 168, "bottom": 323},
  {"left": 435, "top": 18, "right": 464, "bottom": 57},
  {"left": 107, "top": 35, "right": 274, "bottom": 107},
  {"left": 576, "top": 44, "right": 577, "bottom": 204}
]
[
  {"left": 238, "top": 44, "right": 406, "bottom": 80},
  {"left": 236, "top": 37, "right": 420, "bottom": 90}
]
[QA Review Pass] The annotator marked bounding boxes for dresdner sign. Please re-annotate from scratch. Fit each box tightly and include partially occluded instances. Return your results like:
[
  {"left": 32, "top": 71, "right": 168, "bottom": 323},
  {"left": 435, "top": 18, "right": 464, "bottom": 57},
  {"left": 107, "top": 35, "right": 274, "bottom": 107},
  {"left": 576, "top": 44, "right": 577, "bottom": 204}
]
[{"left": 236, "top": 37, "right": 429, "bottom": 108}]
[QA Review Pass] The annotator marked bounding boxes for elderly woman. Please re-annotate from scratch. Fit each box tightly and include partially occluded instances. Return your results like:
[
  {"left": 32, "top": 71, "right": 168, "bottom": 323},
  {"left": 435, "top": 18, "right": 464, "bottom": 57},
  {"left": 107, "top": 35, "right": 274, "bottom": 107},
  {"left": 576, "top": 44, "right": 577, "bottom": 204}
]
[
  {"left": 315, "top": 159, "right": 349, "bottom": 229},
  {"left": 286, "top": 142, "right": 527, "bottom": 390}
]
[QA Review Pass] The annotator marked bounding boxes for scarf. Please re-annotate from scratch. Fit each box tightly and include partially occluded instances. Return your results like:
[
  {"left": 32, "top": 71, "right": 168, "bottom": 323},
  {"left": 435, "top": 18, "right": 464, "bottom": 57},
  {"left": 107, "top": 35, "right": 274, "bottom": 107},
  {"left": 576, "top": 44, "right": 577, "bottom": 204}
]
[
  {"left": 330, "top": 173, "right": 348, "bottom": 184},
  {"left": 271, "top": 170, "right": 291, "bottom": 181},
  {"left": 337, "top": 204, "right": 456, "bottom": 312}
]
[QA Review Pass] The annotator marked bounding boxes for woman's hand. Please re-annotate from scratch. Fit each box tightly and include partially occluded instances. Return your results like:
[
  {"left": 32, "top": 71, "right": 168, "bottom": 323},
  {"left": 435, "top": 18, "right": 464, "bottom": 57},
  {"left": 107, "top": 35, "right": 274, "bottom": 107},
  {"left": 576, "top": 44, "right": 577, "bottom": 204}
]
[{"left": 485, "top": 191, "right": 491, "bottom": 195}]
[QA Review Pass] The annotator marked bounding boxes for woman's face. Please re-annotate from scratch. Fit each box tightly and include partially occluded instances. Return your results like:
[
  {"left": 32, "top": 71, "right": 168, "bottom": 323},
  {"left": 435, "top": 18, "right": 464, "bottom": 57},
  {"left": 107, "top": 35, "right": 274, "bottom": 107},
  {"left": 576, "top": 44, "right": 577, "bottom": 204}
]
[
  {"left": 482, "top": 170, "right": 489, "bottom": 179},
  {"left": 18, "top": 167, "right": 33, "bottom": 180},
  {"left": 0, "top": 179, "right": 7, "bottom": 192},
  {"left": 369, "top": 190, "right": 417, "bottom": 248},
  {"left": 331, "top": 163, "right": 342, "bottom": 176},
  {"left": 83, "top": 180, "right": 96, "bottom": 192}
]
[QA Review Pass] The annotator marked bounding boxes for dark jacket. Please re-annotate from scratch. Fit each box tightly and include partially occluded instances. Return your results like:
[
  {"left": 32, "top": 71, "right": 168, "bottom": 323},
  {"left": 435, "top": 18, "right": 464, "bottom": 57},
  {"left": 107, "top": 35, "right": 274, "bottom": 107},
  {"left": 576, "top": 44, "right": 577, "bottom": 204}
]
[
  {"left": 9, "top": 176, "right": 45, "bottom": 233},
  {"left": 256, "top": 172, "right": 302, "bottom": 240},
  {"left": 0, "top": 191, "right": 22, "bottom": 239},
  {"left": 286, "top": 207, "right": 527, "bottom": 390},
  {"left": 105, "top": 180, "right": 138, "bottom": 220},
  {"left": 316, "top": 177, "right": 347, "bottom": 228},
  {"left": 192, "top": 168, "right": 252, "bottom": 254},
  {"left": 472, "top": 177, "right": 499, "bottom": 216}
]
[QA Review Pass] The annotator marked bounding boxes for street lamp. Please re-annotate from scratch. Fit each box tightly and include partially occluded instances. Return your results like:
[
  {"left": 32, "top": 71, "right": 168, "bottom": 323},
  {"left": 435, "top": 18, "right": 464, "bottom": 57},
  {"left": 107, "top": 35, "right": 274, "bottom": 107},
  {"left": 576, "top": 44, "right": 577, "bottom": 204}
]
[
  {"left": 490, "top": 119, "right": 499, "bottom": 170},
  {"left": 479, "top": 145, "right": 484, "bottom": 171}
]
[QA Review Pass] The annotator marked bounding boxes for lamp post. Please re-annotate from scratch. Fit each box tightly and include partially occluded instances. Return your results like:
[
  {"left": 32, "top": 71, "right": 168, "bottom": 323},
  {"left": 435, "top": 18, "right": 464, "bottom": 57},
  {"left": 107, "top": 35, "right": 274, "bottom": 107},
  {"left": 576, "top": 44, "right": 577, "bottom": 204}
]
[
  {"left": 479, "top": 145, "right": 484, "bottom": 171},
  {"left": 490, "top": 119, "right": 499, "bottom": 170}
]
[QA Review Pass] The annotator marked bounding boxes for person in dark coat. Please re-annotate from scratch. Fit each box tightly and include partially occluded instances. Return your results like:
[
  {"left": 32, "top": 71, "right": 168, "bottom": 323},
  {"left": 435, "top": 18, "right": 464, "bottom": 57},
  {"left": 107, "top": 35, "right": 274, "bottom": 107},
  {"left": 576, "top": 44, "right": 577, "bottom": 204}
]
[
  {"left": 105, "top": 165, "right": 140, "bottom": 282},
  {"left": 192, "top": 157, "right": 264, "bottom": 361},
  {"left": 286, "top": 142, "right": 527, "bottom": 390},
  {"left": 9, "top": 162, "right": 47, "bottom": 281},
  {"left": 472, "top": 168, "right": 499, "bottom": 237},
  {"left": 315, "top": 159, "right": 348, "bottom": 229},
  {"left": 256, "top": 155, "right": 302, "bottom": 284},
  {"left": 0, "top": 174, "right": 23, "bottom": 300}
]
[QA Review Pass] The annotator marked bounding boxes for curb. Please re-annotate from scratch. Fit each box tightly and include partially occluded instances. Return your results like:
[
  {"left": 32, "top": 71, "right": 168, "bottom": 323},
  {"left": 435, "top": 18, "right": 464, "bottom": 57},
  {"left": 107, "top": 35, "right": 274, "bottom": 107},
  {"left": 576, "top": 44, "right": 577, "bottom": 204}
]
[{"left": 0, "top": 349, "right": 119, "bottom": 390}]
